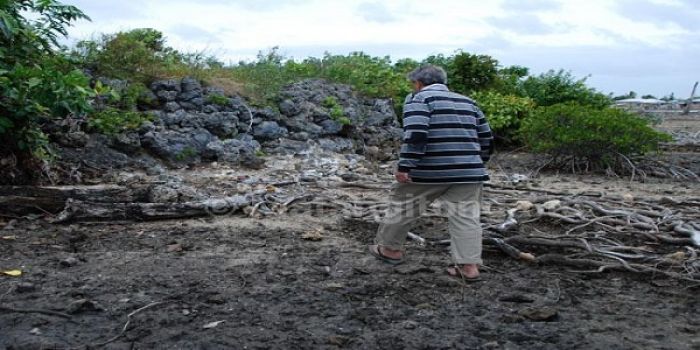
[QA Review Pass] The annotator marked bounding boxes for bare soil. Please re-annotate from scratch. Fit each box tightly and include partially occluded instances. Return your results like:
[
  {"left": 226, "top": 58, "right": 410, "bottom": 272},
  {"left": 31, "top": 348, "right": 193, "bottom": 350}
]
[{"left": 1, "top": 117, "right": 699, "bottom": 350}]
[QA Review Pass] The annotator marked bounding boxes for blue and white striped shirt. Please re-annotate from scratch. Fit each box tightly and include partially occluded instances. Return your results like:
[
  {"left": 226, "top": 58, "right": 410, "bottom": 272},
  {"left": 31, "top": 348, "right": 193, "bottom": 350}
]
[{"left": 398, "top": 84, "right": 493, "bottom": 183}]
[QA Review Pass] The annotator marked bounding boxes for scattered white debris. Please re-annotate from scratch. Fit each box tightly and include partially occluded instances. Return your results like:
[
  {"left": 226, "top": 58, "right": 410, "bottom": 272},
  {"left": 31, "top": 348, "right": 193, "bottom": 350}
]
[{"left": 542, "top": 200, "right": 562, "bottom": 211}]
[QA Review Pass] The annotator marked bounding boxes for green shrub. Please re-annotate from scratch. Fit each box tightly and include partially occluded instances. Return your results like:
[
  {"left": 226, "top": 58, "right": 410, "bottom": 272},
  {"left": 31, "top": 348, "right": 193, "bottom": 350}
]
[
  {"left": 520, "top": 103, "right": 672, "bottom": 170},
  {"left": 175, "top": 147, "right": 197, "bottom": 162},
  {"left": 520, "top": 70, "right": 611, "bottom": 108},
  {"left": 73, "top": 28, "right": 218, "bottom": 84},
  {"left": 227, "top": 49, "right": 411, "bottom": 112},
  {"left": 471, "top": 91, "right": 534, "bottom": 141},
  {"left": 118, "top": 82, "right": 155, "bottom": 110},
  {"left": 0, "top": 0, "right": 91, "bottom": 174},
  {"left": 207, "top": 94, "right": 230, "bottom": 107},
  {"left": 87, "top": 108, "right": 152, "bottom": 135},
  {"left": 322, "top": 96, "right": 351, "bottom": 125}
]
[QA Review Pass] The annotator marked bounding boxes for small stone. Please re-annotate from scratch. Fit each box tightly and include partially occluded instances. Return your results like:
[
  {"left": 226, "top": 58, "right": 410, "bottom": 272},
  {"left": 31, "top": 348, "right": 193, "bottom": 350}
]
[
  {"left": 206, "top": 294, "right": 226, "bottom": 305},
  {"left": 340, "top": 173, "right": 360, "bottom": 182},
  {"left": 622, "top": 193, "right": 635, "bottom": 203},
  {"left": 515, "top": 201, "right": 534, "bottom": 211},
  {"left": 402, "top": 320, "right": 418, "bottom": 330},
  {"left": 481, "top": 341, "right": 500, "bottom": 350},
  {"left": 65, "top": 299, "right": 104, "bottom": 314},
  {"left": 29, "top": 327, "right": 41, "bottom": 335},
  {"left": 59, "top": 256, "right": 80, "bottom": 267},
  {"left": 236, "top": 183, "right": 252, "bottom": 193},
  {"left": 301, "top": 229, "right": 324, "bottom": 241},
  {"left": 498, "top": 293, "right": 535, "bottom": 303},
  {"left": 518, "top": 306, "right": 558, "bottom": 321},
  {"left": 328, "top": 335, "right": 350, "bottom": 346},
  {"left": 542, "top": 200, "right": 562, "bottom": 211},
  {"left": 166, "top": 243, "right": 183, "bottom": 253},
  {"left": 16, "top": 282, "right": 36, "bottom": 293}
]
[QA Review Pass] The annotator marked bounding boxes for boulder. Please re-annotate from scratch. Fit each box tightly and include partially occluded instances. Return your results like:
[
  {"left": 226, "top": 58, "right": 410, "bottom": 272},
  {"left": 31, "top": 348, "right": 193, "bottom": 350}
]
[
  {"left": 156, "top": 90, "right": 179, "bottom": 103},
  {"left": 204, "top": 112, "right": 240, "bottom": 138},
  {"left": 54, "top": 132, "right": 90, "bottom": 148},
  {"left": 164, "top": 101, "right": 181, "bottom": 113},
  {"left": 111, "top": 132, "right": 141, "bottom": 155},
  {"left": 253, "top": 121, "right": 288, "bottom": 141},
  {"left": 140, "top": 128, "right": 215, "bottom": 164},
  {"left": 320, "top": 119, "right": 344, "bottom": 135},
  {"left": 180, "top": 77, "right": 202, "bottom": 93},
  {"left": 318, "top": 138, "right": 355, "bottom": 153},
  {"left": 151, "top": 79, "right": 181, "bottom": 93}
]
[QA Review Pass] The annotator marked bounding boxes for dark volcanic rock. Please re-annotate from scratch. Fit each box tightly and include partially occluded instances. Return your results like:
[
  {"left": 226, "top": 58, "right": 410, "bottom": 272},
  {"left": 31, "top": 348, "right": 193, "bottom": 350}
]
[
  {"left": 253, "top": 121, "right": 288, "bottom": 141},
  {"left": 151, "top": 79, "right": 182, "bottom": 93},
  {"left": 270, "top": 79, "right": 402, "bottom": 157},
  {"left": 111, "top": 132, "right": 142, "bottom": 155},
  {"left": 141, "top": 128, "right": 214, "bottom": 164}
]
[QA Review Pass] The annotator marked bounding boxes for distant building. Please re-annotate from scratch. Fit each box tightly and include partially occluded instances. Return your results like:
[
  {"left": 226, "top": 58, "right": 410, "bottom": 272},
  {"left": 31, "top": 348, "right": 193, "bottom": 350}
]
[
  {"left": 614, "top": 98, "right": 664, "bottom": 111},
  {"left": 614, "top": 98, "right": 664, "bottom": 107}
]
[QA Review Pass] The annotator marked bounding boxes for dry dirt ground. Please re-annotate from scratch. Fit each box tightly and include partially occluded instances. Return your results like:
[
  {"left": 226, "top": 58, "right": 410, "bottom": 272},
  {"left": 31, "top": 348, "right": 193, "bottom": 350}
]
[{"left": 1, "top": 118, "right": 699, "bottom": 350}]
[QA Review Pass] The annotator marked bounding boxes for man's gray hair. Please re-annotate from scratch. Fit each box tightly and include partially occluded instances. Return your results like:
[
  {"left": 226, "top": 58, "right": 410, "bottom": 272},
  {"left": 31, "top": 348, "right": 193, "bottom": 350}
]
[{"left": 408, "top": 65, "right": 448, "bottom": 86}]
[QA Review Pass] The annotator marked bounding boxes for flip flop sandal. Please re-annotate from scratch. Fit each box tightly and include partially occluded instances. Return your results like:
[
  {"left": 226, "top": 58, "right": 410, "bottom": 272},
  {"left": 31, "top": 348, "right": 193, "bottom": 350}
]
[
  {"left": 368, "top": 245, "right": 405, "bottom": 265},
  {"left": 446, "top": 266, "right": 481, "bottom": 282}
]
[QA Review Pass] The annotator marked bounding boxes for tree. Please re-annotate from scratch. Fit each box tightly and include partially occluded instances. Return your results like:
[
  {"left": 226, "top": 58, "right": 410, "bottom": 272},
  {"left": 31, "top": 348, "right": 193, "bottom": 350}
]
[
  {"left": 520, "top": 70, "right": 611, "bottom": 108},
  {"left": 0, "top": 0, "right": 91, "bottom": 183},
  {"left": 448, "top": 52, "right": 499, "bottom": 94}
]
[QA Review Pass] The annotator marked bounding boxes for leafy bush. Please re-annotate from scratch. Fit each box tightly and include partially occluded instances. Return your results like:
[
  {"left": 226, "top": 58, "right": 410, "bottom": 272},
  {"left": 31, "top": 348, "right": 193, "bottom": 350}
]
[
  {"left": 0, "top": 0, "right": 91, "bottom": 179},
  {"left": 207, "top": 94, "right": 230, "bottom": 107},
  {"left": 117, "top": 82, "right": 155, "bottom": 110},
  {"left": 228, "top": 49, "right": 411, "bottom": 111},
  {"left": 322, "top": 96, "right": 351, "bottom": 125},
  {"left": 520, "top": 103, "right": 672, "bottom": 170},
  {"left": 73, "top": 28, "right": 218, "bottom": 84},
  {"left": 520, "top": 70, "right": 611, "bottom": 108},
  {"left": 471, "top": 91, "right": 534, "bottom": 141},
  {"left": 87, "top": 108, "right": 152, "bottom": 135}
]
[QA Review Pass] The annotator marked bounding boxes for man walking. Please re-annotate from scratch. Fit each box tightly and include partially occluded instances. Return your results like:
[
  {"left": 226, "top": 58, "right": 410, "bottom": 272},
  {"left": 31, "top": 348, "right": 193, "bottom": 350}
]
[{"left": 369, "top": 65, "right": 493, "bottom": 280}]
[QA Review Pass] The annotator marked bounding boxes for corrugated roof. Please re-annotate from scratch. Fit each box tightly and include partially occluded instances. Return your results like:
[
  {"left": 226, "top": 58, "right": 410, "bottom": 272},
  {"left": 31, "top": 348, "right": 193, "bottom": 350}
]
[{"left": 616, "top": 98, "right": 664, "bottom": 104}]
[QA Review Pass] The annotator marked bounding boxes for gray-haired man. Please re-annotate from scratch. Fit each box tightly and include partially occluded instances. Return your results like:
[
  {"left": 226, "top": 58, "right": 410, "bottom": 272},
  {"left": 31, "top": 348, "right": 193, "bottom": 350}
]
[{"left": 369, "top": 65, "right": 494, "bottom": 280}]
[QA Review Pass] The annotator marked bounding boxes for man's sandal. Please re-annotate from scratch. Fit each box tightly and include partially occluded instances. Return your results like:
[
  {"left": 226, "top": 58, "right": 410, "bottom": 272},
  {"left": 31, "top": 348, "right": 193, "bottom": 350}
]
[
  {"left": 446, "top": 266, "right": 481, "bottom": 282},
  {"left": 368, "top": 245, "right": 405, "bottom": 265}
]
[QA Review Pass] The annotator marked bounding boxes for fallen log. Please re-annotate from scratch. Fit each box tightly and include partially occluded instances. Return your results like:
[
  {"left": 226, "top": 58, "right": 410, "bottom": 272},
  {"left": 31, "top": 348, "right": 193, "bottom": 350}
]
[
  {"left": 0, "top": 185, "right": 148, "bottom": 214},
  {"left": 52, "top": 196, "right": 251, "bottom": 223}
]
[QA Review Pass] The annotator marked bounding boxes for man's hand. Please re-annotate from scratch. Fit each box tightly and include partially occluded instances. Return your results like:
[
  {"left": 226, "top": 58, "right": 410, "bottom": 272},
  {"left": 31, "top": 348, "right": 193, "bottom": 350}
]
[{"left": 395, "top": 171, "right": 411, "bottom": 183}]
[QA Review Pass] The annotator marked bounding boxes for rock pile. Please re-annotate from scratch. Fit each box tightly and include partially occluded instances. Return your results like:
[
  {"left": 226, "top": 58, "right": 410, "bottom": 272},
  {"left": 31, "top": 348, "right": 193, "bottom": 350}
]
[
  {"left": 54, "top": 77, "right": 402, "bottom": 173},
  {"left": 263, "top": 79, "right": 402, "bottom": 158}
]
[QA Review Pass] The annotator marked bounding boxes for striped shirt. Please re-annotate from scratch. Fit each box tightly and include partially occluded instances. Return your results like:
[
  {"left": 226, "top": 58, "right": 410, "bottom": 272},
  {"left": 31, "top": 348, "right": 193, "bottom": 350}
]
[{"left": 398, "top": 84, "right": 493, "bottom": 184}]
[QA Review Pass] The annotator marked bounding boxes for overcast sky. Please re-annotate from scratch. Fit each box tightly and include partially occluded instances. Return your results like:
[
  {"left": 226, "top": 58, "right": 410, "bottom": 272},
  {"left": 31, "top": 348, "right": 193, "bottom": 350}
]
[{"left": 63, "top": 0, "right": 699, "bottom": 97}]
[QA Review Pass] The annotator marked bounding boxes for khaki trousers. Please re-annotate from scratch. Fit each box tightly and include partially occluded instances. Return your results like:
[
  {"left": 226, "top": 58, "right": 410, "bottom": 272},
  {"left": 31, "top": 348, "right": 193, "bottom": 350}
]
[{"left": 375, "top": 183, "right": 483, "bottom": 265}]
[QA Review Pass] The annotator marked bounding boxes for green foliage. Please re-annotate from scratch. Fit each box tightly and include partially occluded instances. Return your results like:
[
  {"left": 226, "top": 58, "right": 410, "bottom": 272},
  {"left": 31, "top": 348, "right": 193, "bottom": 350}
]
[
  {"left": 207, "top": 94, "right": 230, "bottom": 107},
  {"left": 174, "top": 147, "right": 198, "bottom": 162},
  {"left": 520, "top": 103, "right": 672, "bottom": 169},
  {"left": 0, "top": 0, "right": 91, "bottom": 162},
  {"left": 423, "top": 51, "right": 500, "bottom": 94},
  {"left": 87, "top": 108, "right": 152, "bottom": 135},
  {"left": 520, "top": 70, "right": 611, "bottom": 108},
  {"left": 449, "top": 52, "right": 499, "bottom": 94},
  {"left": 73, "top": 28, "right": 218, "bottom": 84},
  {"left": 470, "top": 90, "right": 535, "bottom": 141},
  {"left": 322, "top": 96, "right": 351, "bottom": 125},
  {"left": 228, "top": 48, "right": 412, "bottom": 112},
  {"left": 493, "top": 65, "right": 529, "bottom": 96},
  {"left": 116, "top": 82, "right": 154, "bottom": 110}
]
